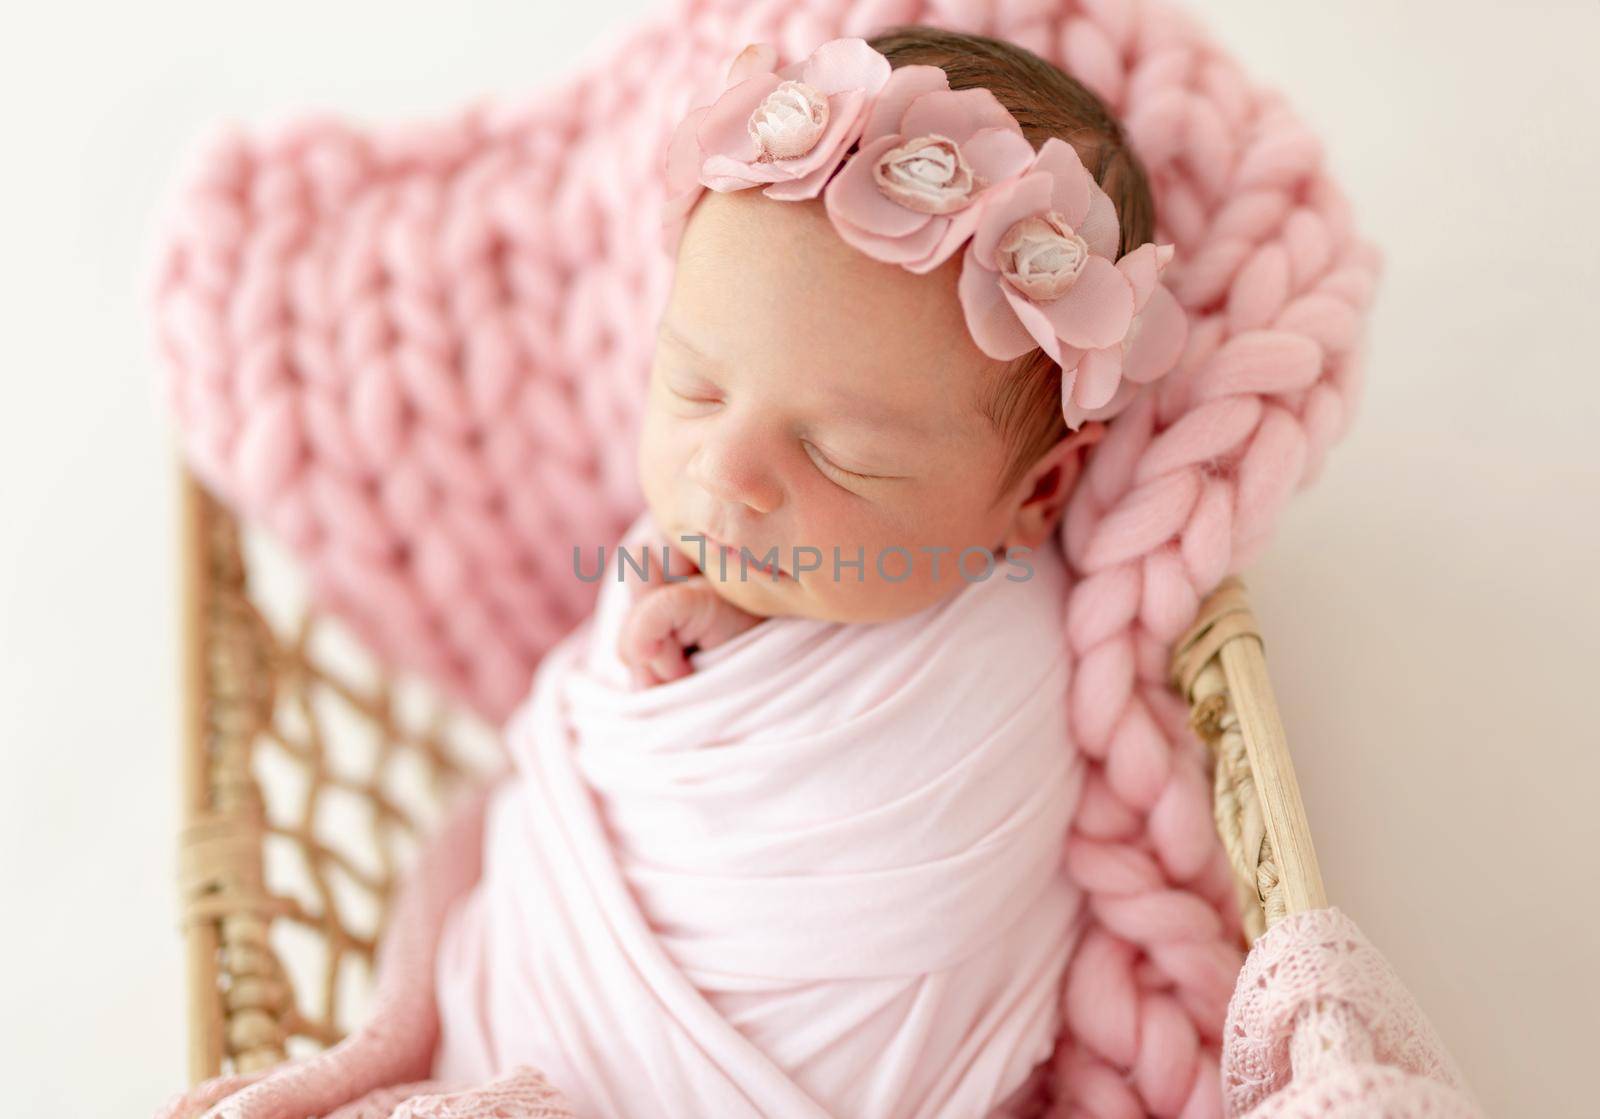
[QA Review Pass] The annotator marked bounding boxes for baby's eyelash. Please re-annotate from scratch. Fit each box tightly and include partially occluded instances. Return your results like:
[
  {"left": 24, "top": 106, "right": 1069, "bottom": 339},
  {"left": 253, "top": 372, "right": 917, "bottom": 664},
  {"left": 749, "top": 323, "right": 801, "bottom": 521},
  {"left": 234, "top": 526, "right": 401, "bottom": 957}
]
[
  {"left": 667, "top": 383, "right": 718, "bottom": 404},
  {"left": 804, "top": 441, "right": 876, "bottom": 481},
  {"left": 663, "top": 380, "right": 880, "bottom": 482}
]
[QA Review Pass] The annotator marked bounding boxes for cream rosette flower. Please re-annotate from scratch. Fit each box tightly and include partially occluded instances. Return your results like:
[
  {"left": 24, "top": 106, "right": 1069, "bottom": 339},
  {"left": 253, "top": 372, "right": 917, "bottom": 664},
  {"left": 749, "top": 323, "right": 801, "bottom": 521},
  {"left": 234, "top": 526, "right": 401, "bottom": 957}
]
[
  {"left": 820, "top": 64, "right": 1036, "bottom": 273},
  {"left": 659, "top": 49, "right": 1187, "bottom": 430},
  {"left": 661, "top": 38, "right": 892, "bottom": 254},
  {"left": 956, "top": 138, "right": 1187, "bottom": 428}
]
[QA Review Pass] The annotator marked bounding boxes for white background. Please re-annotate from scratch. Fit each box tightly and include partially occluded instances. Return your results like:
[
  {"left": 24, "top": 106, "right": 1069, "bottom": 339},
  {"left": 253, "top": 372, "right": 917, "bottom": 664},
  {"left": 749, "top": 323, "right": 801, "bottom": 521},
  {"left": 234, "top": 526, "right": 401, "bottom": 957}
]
[{"left": 2, "top": 2, "right": 1596, "bottom": 1115}]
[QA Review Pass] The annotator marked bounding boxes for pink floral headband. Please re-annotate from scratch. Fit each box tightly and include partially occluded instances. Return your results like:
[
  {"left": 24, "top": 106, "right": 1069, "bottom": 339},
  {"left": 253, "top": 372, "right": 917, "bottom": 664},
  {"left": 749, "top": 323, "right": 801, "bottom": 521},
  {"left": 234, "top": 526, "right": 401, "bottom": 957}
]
[{"left": 661, "top": 37, "right": 1189, "bottom": 431}]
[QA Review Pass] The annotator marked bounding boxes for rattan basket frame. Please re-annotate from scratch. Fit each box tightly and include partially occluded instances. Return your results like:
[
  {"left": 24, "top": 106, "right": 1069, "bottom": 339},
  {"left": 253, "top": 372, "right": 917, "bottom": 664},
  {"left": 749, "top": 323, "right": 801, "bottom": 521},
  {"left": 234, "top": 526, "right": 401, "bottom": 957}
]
[{"left": 174, "top": 461, "right": 1326, "bottom": 1083}]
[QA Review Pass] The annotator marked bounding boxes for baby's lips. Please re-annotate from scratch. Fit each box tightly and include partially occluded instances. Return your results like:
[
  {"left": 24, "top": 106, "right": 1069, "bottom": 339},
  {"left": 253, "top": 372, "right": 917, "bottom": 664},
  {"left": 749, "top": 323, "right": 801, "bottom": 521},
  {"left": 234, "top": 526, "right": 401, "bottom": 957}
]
[{"left": 664, "top": 536, "right": 704, "bottom": 578}]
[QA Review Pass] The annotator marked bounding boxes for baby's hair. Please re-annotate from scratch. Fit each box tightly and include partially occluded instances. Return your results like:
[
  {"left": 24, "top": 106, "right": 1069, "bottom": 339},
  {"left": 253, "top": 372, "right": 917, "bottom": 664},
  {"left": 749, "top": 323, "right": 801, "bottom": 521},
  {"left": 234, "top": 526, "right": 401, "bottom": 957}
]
[{"left": 864, "top": 26, "right": 1158, "bottom": 505}]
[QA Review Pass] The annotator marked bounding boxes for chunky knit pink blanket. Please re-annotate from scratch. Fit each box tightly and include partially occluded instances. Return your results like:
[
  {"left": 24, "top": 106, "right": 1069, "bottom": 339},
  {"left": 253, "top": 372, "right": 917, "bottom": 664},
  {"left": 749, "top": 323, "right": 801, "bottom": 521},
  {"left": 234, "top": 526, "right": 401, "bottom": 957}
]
[{"left": 147, "top": 0, "right": 1486, "bottom": 1115}]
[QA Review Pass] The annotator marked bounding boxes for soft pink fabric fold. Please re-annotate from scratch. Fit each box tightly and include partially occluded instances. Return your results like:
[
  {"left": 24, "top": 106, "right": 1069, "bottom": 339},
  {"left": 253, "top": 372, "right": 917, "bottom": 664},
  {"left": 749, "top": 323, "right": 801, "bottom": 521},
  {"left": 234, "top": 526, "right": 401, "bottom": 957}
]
[{"left": 426, "top": 508, "right": 1087, "bottom": 1118}]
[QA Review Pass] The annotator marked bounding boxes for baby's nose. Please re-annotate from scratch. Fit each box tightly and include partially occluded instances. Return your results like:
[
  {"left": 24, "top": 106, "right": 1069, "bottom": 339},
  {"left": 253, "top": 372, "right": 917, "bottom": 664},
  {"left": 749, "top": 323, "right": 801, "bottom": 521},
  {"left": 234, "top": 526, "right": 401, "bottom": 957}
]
[{"left": 686, "top": 430, "right": 782, "bottom": 514}]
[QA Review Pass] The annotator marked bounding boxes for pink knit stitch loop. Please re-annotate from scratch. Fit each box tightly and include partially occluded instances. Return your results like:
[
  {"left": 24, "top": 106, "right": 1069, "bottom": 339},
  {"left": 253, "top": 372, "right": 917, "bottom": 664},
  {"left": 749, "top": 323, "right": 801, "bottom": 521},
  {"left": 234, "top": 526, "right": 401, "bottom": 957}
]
[{"left": 146, "top": 1, "right": 1384, "bottom": 1115}]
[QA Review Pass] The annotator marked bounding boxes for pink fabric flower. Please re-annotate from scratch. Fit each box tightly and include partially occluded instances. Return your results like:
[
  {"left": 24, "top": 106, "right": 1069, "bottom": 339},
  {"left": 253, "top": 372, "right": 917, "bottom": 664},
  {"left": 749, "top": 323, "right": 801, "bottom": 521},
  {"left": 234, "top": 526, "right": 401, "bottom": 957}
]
[
  {"left": 956, "top": 137, "right": 1185, "bottom": 428},
  {"left": 956, "top": 137, "right": 1127, "bottom": 362},
  {"left": 658, "top": 50, "right": 1189, "bottom": 431},
  {"left": 660, "top": 38, "right": 891, "bottom": 254},
  {"left": 1060, "top": 242, "right": 1188, "bottom": 428},
  {"left": 822, "top": 65, "right": 1036, "bottom": 273}
]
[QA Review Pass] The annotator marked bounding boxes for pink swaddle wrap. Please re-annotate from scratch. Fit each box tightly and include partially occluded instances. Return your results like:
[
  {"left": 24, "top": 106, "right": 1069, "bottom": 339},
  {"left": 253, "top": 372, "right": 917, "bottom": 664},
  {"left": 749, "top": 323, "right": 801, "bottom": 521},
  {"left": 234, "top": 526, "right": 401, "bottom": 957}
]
[{"left": 429, "top": 509, "right": 1087, "bottom": 1118}]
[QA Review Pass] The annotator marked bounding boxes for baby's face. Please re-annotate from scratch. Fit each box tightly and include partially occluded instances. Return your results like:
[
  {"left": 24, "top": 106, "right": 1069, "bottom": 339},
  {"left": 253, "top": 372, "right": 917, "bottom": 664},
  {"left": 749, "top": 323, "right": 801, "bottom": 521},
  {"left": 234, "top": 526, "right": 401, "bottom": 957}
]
[{"left": 638, "top": 189, "right": 1059, "bottom": 623}]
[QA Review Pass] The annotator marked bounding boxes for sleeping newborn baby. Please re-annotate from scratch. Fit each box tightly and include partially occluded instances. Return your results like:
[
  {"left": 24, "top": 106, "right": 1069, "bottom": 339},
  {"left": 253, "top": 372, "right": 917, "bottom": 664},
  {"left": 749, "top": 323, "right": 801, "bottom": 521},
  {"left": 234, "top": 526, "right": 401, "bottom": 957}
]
[
  {"left": 424, "top": 29, "right": 1184, "bottom": 1119},
  {"left": 427, "top": 195, "right": 1099, "bottom": 1117},
  {"left": 159, "top": 26, "right": 1187, "bottom": 1119},
  {"left": 614, "top": 178, "right": 1100, "bottom": 688}
]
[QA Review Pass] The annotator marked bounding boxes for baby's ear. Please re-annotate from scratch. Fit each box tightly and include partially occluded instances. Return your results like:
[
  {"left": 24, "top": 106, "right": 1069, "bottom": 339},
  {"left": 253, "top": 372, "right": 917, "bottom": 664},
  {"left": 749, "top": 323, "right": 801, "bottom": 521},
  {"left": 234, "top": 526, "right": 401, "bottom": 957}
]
[{"left": 1002, "top": 423, "right": 1104, "bottom": 551}]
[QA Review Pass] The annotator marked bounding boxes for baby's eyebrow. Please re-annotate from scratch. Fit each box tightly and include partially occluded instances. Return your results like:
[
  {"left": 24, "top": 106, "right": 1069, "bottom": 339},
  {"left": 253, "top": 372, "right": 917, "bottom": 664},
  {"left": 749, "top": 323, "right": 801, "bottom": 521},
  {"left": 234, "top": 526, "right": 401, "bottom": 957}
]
[
  {"left": 658, "top": 321, "right": 722, "bottom": 369},
  {"left": 821, "top": 390, "right": 928, "bottom": 437}
]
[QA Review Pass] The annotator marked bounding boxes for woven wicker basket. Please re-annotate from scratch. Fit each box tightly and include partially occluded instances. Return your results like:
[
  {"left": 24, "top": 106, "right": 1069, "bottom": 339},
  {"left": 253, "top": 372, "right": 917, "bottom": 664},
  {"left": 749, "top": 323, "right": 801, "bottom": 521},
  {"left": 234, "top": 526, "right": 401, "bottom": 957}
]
[{"left": 174, "top": 462, "right": 1327, "bottom": 1084}]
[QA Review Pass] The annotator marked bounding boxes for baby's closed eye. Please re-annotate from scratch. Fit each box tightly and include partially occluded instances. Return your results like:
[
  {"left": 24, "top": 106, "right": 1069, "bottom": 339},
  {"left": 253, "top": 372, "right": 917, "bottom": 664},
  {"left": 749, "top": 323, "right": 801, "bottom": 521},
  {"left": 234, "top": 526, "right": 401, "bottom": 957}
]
[{"left": 803, "top": 440, "right": 896, "bottom": 482}]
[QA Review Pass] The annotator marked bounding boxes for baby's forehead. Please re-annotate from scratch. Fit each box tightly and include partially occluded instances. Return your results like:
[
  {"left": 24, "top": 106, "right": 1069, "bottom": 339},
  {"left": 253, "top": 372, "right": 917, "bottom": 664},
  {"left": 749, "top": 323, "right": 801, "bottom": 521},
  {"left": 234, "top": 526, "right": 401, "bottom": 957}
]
[{"left": 673, "top": 191, "right": 989, "bottom": 412}]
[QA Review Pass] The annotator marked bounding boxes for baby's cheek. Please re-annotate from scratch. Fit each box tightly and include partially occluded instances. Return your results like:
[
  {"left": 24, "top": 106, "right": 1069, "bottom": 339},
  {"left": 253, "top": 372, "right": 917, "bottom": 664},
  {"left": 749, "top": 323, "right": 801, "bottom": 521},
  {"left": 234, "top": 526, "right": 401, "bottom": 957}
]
[{"left": 635, "top": 411, "right": 677, "bottom": 507}]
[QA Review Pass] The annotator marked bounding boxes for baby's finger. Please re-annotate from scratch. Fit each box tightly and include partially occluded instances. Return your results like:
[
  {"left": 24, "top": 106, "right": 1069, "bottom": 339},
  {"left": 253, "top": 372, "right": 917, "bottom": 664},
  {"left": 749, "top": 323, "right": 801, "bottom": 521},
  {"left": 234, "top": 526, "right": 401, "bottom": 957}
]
[
  {"left": 675, "top": 591, "right": 763, "bottom": 653},
  {"left": 618, "top": 576, "right": 702, "bottom": 669},
  {"left": 617, "top": 590, "right": 673, "bottom": 670},
  {"left": 618, "top": 578, "right": 722, "bottom": 679},
  {"left": 645, "top": 639, "right": 692, "bottom": 684}
]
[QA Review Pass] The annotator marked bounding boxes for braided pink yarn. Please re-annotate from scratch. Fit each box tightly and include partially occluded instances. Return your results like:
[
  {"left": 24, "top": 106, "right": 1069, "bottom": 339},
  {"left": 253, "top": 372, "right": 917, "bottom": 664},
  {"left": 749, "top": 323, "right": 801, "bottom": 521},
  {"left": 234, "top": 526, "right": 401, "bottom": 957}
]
[
  {"left": 1042, "top": 3, "right": 1381, "bottom": 1111},
  {"left": 146, "top": 1, "right": 1381, "bottom": 1116}
]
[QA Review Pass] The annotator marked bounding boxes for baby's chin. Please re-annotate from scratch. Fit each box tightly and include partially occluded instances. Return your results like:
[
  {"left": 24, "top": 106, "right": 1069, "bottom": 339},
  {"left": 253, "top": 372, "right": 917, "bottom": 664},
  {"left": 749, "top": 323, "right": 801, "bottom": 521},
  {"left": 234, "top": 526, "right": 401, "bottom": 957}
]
[{"left": 698, "top": 564, "right": 800, "bottom": 619}]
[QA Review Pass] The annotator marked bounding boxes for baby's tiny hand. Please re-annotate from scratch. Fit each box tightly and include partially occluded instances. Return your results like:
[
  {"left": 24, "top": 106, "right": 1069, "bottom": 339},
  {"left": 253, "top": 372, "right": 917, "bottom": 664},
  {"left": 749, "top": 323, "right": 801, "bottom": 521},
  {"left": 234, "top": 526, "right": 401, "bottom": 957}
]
[{"left": 618, "top": 573, "right": 763, "bottom": 687}]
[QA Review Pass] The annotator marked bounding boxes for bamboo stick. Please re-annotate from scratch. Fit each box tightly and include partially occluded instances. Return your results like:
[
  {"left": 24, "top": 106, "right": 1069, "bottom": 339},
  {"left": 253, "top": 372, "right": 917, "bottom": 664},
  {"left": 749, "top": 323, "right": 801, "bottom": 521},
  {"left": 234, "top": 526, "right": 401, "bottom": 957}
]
[
  {"left": 178, "top": 462, "right": 224, "bottom": 1081},
  {"left": 1172, "top": 576, "right": 1326, "bottom": 934}
]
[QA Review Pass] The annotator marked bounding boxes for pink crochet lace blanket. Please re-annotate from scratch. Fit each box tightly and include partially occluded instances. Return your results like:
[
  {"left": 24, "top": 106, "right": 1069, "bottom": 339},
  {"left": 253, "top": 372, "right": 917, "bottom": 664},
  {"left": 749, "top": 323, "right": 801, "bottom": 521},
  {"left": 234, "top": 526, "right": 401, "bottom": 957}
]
[{"left": 142, "top": 0, "right": 1490, "bottom": 1115}]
